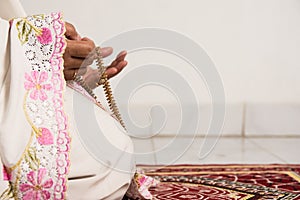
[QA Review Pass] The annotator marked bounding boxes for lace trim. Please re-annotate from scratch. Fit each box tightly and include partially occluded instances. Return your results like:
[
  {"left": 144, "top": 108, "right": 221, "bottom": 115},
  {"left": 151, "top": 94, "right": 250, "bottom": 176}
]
[{"left": 2, "top": 13, "right": 69, "bottom": 200}]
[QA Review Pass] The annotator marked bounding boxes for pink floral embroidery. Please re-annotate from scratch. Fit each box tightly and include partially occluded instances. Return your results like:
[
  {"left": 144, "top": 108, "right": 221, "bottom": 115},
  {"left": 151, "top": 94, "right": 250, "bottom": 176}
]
[
  {"left": 37, "top": 128, "right": 54, "bottom": 145},
  {"left": 137, "top": 174, "right": 159, "bottom": 199},
  {"left": 51, "top": 13, "right": 71, "bottom": 199},
  {"left": 24, "top": 71, "right": 52, "bottom": 101},
  {"left": 37, "top": 28, "right": 52, "bottom": 45},
  {"left": 2, "top": 165, "right": 11, "bottom": 181},
  {"left": 126, "top": 173, "right": 159, "bottom": 199},
  {"left": 19, "top": 168, "right": 53, "bottom": 200}
]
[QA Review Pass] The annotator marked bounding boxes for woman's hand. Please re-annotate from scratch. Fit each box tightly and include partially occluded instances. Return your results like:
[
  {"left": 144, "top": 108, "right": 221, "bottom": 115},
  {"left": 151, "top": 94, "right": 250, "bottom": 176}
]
[
  {"left": 83, "top": 51, "right": 128, "bottom": 89},
  {"left": 106, "top": 50, "right": 127, "bottom": 79},
  {"left": 63, "top": 22, "right": 128, "bottom": 83},
  {"left": 63, "top": 22, "right": 96, "bottom": 80}
]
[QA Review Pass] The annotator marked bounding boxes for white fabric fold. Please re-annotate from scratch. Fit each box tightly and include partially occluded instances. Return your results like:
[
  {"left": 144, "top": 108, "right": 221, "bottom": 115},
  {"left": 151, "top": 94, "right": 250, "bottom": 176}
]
[{"left": 0, "top": 0, "right": 26, "bottom": 20}]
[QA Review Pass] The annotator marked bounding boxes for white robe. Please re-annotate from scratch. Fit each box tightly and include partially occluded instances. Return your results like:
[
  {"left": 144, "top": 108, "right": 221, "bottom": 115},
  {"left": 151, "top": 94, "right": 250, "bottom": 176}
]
[{"left": 0, "top": 1, "right": 135, "bottom": 199}]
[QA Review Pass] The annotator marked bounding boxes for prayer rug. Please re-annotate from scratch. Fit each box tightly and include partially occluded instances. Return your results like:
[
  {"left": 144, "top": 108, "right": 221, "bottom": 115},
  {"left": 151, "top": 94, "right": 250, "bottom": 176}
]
[{"left": 137, "top": 164, "right": 300, "bottom": 199}]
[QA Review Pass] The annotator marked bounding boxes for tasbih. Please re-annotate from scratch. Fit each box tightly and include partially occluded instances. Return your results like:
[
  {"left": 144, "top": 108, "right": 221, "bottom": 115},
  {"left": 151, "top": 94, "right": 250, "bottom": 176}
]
[{"left": 74, "top": 47, "right": 126, "bottom": 130}]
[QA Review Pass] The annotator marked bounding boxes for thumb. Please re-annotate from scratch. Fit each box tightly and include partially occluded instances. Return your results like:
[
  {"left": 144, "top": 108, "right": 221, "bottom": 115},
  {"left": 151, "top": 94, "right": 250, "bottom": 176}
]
[{"left": 65, "top": 22, "right": 81, "bottom": 40}]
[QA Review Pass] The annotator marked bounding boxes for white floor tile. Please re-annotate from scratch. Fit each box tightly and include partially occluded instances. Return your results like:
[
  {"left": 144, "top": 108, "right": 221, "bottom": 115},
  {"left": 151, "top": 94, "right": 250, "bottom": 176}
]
[
  {"left": 197, "top": 137, "right": 285, "bottom": 164},
  {"left": 249, "top": 137, "right": 300, "bottom": 164},
  {"left": 153, "top": 137, "right": 285, "bottom": 165},
  {"left": 153, "top": 137, "right": 197, "bottom": 165}
]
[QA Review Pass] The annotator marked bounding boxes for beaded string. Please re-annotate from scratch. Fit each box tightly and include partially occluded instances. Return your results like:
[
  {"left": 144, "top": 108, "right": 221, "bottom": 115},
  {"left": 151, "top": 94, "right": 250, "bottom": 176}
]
[{"left": 74, "top": 47, "right": 126, "bottom": 130}]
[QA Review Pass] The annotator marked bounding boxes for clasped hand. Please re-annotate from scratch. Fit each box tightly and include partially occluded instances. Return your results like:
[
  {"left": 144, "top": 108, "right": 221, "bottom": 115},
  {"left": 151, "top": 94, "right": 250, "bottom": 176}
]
[{"left": 63, "top": 22, "right": 127, "bottom": 86}]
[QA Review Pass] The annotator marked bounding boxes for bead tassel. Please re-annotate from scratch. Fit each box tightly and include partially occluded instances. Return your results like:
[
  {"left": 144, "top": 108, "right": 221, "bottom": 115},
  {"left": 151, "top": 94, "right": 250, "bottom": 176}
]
[{"left": 74, "top": 47, "right": 126, "bottom": 130}]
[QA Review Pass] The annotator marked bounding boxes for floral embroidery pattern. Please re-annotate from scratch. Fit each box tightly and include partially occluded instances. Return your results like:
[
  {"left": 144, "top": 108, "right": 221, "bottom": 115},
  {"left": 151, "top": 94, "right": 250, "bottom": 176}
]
[
  {"left": 16, "top": 15, "right": 52, "bottom": 45},
  {"left": 24, "top": 71, "right": 52, "bottom": 101},
  {"left": 24, "top": 147, "right": 40, "bottom": 171},
  {"left": 37, "top": 28, "right": 52, "bottom": 45},
  {"left": 126, "top": 173, "right": 160, "bottom": 199},
  {"left": 2, "top": 166, "right": 11, "bottom": 181},
  {"left": 19, "top": 168, "right": 53, "bottom": 200},
  {"left": 2, "top": 13, "right": 70, "bottom": 200},
  {"left": 49, "top": 13, "right": 70, "bottom": 199},
  {"left": 36, "top": 128, "right": 54, "bottom": 145}
]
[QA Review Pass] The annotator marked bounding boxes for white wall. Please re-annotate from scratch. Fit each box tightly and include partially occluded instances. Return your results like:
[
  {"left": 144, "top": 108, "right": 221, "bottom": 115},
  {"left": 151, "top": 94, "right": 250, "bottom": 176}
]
[{"left": 20, "top": 0, "right": 300, "bottom": 136}]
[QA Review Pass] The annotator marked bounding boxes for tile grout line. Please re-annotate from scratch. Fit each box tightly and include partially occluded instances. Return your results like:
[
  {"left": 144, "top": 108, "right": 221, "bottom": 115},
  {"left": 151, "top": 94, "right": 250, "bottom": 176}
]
[
  {"left": 241, "top": 102, "right": 247, "bottom": 138},
  {"left": 150, "top": 137, "right": 158, "bottom": 165},
  {"left": 247, "top": 138, "right": 288, "bottom": 164}
]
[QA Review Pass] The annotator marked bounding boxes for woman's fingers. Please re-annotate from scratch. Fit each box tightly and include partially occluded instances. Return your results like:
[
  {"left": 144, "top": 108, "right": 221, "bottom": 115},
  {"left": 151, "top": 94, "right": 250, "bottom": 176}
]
[
  {"left": 106, "top": 60, "right": 128, "bottom": 79},
  {"left": 66, "top": 38, "right": 95, "bottom": 58},
  {"left": 116, "top": 51, "right": 127, "bottom": 61},
  {"left": 63, "top": 30, "right": 127, "bottom": 81},
  {"left": 100, "top": 47, "right": 113, "bottom": 58},
  {"left": 65, "top": 22, "right": 81, "bottom": 40},
  {"left": 105, "top": 50, "right": 128, "bottom": 79},
  {"left": 63, "top": 55, "right": 91, "bottom": 70},
  {"left": 109, "top": 51, "right": 127, "bottom": 68},
  {"left": 63, "top": 37, "right": 96, "bottom": 80},
  {"left": 63, "top": 67, "right": 87, "bottom": 81}
]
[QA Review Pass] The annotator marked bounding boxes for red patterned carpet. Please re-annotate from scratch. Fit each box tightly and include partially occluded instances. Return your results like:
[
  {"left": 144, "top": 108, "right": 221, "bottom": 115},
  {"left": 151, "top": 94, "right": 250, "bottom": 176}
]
[{"left": 138, "top": 164, "right": 300, "bottom": 200}]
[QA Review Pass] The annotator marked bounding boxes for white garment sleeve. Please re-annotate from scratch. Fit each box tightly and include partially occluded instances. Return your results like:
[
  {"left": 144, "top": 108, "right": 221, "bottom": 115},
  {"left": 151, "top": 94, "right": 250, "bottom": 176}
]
[
  {"left": 0, "top": 0, "right": 26, "bottom": 92},
  {"left": 0, "top": 18, "right": 10, "bottom": 104},
  {"left": 0, "top": 17, "right": 10, "bottom": 194},
  {"left": 0, "top": 0, "right": 26, "bottom": 191},
  {"left": 0, "top": 0, "right": 26, "bottom": 190},
  {"left": 0, "top": 0, "right": 26, "bottom": 20}
]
